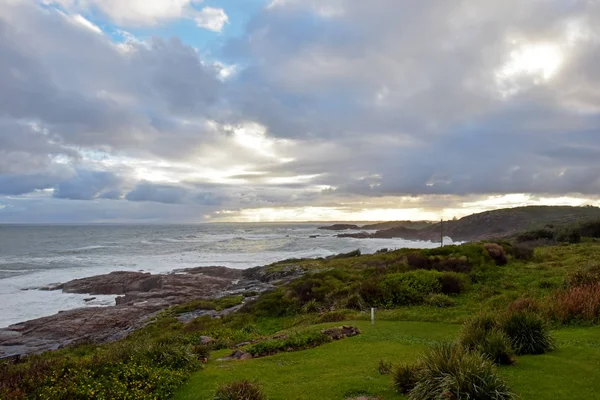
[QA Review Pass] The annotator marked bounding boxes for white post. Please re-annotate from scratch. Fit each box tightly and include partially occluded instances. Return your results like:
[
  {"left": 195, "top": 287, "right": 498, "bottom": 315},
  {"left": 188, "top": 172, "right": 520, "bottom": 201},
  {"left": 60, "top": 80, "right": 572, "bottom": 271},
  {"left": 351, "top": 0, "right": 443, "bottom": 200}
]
[{"left": 371, "top": 307, "right": 375, "bottom": 326}]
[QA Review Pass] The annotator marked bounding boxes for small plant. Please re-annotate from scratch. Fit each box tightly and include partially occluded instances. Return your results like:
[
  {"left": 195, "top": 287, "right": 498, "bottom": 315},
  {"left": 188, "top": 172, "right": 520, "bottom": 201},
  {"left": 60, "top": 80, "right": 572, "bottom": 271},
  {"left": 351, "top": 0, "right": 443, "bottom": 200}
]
[
  {"left": 301, "top": 299, "right": 320, "bottom": 313},
  {"left": 342, "top": 293, "right": 366, "bottom": 311},
  {"left": 459, "top": 316, "right": 516, "bottom": 365},
  {"left": 484, "top": 243, "right": 508, "bottom": 266},
  {"left": 392, "top": 363, "right": 419, "bottom": 394},
  {"left": 378, "top": 359, "right": 393, "bottom": 375},
  {"left": 500, "top": 312, "right": 554, "bottom": 355},
  {"left": 409, "top": 343, "right": 515, "bottom": 400},
  {"left": 213, "top": 380, "right": 266, "bottom": 400},
  {"left": 191, "top": 344, "right": 211, "bottom": 360},
  {"left": 425, "top": 293, "right": 455, "bottom": 308}
]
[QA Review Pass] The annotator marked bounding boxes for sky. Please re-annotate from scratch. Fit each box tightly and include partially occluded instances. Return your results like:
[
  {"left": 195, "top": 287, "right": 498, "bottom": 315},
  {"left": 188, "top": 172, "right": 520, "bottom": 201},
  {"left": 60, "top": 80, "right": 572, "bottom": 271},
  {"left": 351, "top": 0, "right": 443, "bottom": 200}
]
[{"left": 1, "top": 0, "right": 600, "bottom": 223}]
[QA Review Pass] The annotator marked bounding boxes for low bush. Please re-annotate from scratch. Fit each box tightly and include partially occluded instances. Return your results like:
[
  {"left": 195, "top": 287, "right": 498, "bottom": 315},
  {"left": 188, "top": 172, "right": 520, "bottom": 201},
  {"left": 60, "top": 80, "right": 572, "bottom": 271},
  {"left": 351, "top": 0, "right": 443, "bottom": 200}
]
[
  {"left": 318, "top": 310, "right": 349, "bottom": 323},
  {"left": 569, "top": 265, "right": 600, "bottom": 288},
  {"left": 247, "top": 332, "right": 331, "bottom": 357},
  {"left": 409, "top": 343, "right": 515, "bottom": 400},
  {"left": 516, "top": 228, "right": 555, "bottom": 243},
  {"left": 459, "top": 316, "right": 515, "bottom": 365},
  {"left": 508, "top": 297, "right": 541, "bottom": 314},
  {"left": 242, "top": 290, "right": 299, "bottom": 317},
  {"left": 500, "top": 312, "right": 554, "bottom": 355},
  {"left": 213, "top": 380, "right": 266, "bottom": 400},
  {"left": 509, "top": 244, "right": 535, "bottom": 260},
  {"left": 378, "top": 359, "right": 393, "bottom": 375},
  {"left": 392, "top": 363, "right": 420, "bottom": 394},
  {"left": 439, "top": 272, "right": 469, "bottom": 295},
  {"left": 549, "top": 282, "right": 600, "bottom": 324},
  {"left": 484, "top": 243, "right": 508, "bottom": 266},
  {"left": 425, "top": 294, "right": 455, "bottom": 308},
  {"left": 342, "top": 293, "right": 366, "bottom": 311},
  {"left": 378, "top": 270, "right": 442, "bottom": 307}
]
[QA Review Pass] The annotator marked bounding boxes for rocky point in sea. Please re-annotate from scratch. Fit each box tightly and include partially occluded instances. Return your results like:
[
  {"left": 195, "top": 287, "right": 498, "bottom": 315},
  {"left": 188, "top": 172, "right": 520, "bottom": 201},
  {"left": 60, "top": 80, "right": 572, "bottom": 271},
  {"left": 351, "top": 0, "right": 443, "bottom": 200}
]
[{"left": 0, "top": 264, "right": 305, "bottom": 358}]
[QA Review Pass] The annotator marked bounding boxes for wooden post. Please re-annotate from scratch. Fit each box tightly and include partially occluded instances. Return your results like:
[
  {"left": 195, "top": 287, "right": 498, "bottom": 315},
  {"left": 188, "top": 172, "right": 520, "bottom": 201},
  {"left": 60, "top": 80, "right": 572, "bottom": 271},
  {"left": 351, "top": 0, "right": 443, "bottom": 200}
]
[{"left": 371, "top": 307, "right": 375, "bottom": 326}]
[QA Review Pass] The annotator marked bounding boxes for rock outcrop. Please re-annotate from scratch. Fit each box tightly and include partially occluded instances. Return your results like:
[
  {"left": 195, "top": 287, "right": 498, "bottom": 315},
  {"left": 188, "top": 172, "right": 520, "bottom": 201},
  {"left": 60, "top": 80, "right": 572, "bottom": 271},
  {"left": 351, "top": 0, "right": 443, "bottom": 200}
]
[{"left": 0, "top": 266, "right": 276, "bottom": 358}]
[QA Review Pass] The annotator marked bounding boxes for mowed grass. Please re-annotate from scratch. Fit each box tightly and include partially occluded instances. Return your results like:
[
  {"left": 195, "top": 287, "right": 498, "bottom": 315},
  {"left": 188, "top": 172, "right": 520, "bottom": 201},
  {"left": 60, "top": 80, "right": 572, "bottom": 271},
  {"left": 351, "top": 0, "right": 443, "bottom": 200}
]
[{"left": 173, "top": 321, "right": 600, "bottom": 400}]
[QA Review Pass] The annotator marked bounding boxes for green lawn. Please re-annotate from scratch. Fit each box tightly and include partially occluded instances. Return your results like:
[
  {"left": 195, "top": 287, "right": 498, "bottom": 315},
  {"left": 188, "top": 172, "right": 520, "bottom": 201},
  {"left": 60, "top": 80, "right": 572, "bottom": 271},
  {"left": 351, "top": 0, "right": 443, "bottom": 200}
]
[{"left": 174, "top": 321, "right": 600, "bottom": 400}]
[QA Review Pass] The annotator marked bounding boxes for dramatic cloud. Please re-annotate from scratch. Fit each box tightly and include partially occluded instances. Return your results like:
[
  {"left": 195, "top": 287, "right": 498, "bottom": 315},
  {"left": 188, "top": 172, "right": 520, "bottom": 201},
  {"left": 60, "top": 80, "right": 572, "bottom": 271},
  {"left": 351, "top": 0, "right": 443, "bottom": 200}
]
[{"left": 1, "top": 0, "right": 600, "bottom": 222}]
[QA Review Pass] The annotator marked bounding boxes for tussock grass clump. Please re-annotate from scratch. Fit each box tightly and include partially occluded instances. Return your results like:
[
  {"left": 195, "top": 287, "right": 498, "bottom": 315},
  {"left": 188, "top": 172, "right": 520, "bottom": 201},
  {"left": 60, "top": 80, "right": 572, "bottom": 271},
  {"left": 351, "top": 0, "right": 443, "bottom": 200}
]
[
  {"left": 378, "top": 359, "right": 393, "bottom": 375},
  {"left": 214, "top": 380, "right": 266, "bottom": 400},
  {"left": 392, "top": 363, "right": 419, "bottom": 394},
  {"left": 549, "top": 282, "right": 600, "bottom": 324},
  {"left": 500, "top": 312, "right": 554, "bottom": 355},
  {"left": 459, "top": 315, "right": 515, "bottom": 365},
  {"left": 409, "top": 343, "right": 515, "bottom": 400}
]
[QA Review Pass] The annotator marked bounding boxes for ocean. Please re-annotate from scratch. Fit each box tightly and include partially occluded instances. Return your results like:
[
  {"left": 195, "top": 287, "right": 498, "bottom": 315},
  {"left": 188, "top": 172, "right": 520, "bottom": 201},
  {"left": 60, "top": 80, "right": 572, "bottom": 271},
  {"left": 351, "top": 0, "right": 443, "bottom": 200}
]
[{"left": 0, "top": 224, "right": 448, "bottom": 328}]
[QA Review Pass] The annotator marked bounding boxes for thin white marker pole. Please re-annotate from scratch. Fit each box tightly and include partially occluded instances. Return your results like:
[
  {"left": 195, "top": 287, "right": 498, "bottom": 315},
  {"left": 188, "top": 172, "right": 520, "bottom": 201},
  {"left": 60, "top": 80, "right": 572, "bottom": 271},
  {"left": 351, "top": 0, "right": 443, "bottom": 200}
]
[{"left": 371, "top": 307, "right": 375, "bottom": 326}]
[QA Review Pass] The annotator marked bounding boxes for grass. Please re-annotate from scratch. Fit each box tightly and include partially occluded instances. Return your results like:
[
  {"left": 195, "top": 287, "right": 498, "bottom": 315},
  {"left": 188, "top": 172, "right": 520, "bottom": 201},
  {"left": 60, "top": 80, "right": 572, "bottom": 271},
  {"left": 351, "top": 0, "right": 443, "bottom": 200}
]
[{"left": 174, "top": 320, "right": 600, "bottom": 400}]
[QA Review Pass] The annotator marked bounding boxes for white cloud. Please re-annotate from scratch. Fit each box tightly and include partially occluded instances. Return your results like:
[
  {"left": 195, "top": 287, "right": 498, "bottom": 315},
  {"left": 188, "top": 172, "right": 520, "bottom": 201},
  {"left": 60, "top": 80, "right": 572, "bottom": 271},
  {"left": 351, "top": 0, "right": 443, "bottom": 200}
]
[
  {"left": 195, "top": 7, "right": 228, "bottom": 32},
  {"left": 72, "top": 14, "right": 102, "bottom": 34},
  {"left": 44, "top": 0, "right": 199, "bottom": 25}
]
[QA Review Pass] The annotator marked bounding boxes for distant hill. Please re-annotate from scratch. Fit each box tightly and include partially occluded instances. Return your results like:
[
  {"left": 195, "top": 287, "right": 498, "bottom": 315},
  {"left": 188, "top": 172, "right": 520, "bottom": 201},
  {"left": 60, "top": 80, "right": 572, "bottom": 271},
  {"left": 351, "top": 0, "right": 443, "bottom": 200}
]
[
  {"left": 338, "top": 206, "right": 600, "bottom": 242},
  {"left": 319, "top": 221, "right": 434, "bottom": 231}
]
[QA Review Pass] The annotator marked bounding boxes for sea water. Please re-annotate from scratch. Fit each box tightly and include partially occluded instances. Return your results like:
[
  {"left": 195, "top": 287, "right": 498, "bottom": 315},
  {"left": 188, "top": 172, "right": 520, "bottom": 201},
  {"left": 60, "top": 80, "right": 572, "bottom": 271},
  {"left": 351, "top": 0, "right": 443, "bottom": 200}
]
[{"left": 0, "top": 224, "right": 450, "bottom": 328}]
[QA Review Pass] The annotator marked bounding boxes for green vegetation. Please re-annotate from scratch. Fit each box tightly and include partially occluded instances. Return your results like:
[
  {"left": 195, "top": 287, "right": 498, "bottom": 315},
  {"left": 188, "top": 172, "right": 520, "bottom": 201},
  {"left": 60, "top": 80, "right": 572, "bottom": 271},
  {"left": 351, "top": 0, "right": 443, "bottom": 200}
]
[
  {"left": 5, "top": 238, "right": 600, "bottom": 399},
  {"left": 408, "top": 342, "right": 515, "bottom": 400},
  {"left": 213, "top": 380, "right": 266, "bottom": 400}
]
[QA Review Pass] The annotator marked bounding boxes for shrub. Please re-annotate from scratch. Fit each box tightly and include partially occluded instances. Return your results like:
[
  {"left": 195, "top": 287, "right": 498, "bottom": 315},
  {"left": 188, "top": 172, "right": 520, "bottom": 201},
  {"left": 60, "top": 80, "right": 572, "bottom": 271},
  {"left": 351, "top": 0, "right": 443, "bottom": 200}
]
[
  {"left": 569, "top": 265, "right": 600, "bottom": 288},
  {"left": 549, "top": 282, "right": 600, "bottom": 324},
  {"left": 247, "top": 332, "right": 331, "bottom": 357},
  {"left": 439, "top": 272, "right": 469, "bottom": 295},
  {"left": 484, "top": 243, "right": 508, "bottom": 266},
  {"left": 342, "top": 293, "right": 366, "bottom": 311},
  {"left": 409, "top": 343, "right": 515, "bottom": 400},
  {"left": 511, "top": 244, "right": 535, "bottom": 260},
  {"left": 425, "top": 294, "right": 455, "bottom": 308},
  {"left": 508, "top": 297, "right": 541, "bottom": 314},
  {"left": 392, "top": 363, "right": 419, "bottom": 394},
  {"left": 214, "top": 380, "right": 266, "bottom": 400},
  {"left": 378, "top": 270, "right": 442, "bottom": 307},
  {"left": 359, "top": 279, "right": 386, "bottom": 307},
  {"left": 378, "top": 359, "right": 393, "bottom": 375},
  {"left": 242, "top": 290, "right": 299, "bottom": 317},
  {"left": 191, "top": 344, "right": 211, "bottom": 359},
  {"left": 516, "top": 229, "right": 555, "bottom": 243},
  {"left": 500, "top": 312, "right": 554, "bottom": 355}
]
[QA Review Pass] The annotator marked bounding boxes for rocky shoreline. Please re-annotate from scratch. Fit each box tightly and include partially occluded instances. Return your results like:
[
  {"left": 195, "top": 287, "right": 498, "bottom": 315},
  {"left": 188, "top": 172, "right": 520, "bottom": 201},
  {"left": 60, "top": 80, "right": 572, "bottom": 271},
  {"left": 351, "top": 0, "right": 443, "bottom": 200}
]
[{"left": 0, "top": 265, "right": 305, "bottom": 358}]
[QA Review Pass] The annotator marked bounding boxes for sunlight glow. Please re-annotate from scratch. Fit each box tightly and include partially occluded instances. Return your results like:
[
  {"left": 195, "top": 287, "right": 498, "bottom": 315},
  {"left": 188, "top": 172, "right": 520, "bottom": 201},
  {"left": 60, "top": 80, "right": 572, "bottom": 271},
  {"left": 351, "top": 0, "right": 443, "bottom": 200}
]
[{"left": 496, "top": 42, "right": 563, "bottom": 97}]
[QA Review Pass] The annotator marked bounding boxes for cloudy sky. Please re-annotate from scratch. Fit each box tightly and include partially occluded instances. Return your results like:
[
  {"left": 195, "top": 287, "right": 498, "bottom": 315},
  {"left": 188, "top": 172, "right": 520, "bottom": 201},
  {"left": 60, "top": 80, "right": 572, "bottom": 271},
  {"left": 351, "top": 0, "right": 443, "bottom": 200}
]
[{"left": 1, "top": 0, "right": 600, "bottom": 223}]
